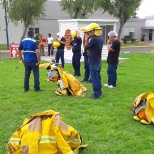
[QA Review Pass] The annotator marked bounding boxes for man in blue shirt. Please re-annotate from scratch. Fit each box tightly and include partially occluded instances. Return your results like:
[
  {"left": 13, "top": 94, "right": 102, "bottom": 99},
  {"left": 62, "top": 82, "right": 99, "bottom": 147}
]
[
  {"left": 70, "top": 30, "right": 82, "bottom": 76},
  {"left": 18, "top": 31, "right": 43, "bottom": 92},
  {"left": 84, "top": 23, "right": 104, "bottom": 99}
]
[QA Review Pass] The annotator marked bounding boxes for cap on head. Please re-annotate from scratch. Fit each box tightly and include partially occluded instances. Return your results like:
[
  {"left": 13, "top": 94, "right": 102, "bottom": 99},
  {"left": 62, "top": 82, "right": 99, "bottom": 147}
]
[{"left": 108, "top": 31, "right": 118, "bottom": 37}]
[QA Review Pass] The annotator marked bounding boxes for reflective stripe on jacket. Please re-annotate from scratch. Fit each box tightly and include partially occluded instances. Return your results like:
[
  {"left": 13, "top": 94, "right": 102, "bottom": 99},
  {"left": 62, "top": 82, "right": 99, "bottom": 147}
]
[{"left": 7, "top": 110, "right": 87, "bottom": 154}]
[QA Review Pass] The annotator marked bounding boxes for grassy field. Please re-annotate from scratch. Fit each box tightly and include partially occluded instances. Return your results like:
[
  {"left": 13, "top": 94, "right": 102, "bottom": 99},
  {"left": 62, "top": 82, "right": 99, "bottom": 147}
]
[{"left": 1, "top": 52, "right": 154, "bottom": 154}]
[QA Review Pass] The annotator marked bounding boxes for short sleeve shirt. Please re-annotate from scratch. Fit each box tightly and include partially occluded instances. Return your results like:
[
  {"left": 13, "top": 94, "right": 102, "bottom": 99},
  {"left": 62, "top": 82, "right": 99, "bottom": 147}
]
[{"left": 107, "top": 40, "right": 120, "bottom": 64}]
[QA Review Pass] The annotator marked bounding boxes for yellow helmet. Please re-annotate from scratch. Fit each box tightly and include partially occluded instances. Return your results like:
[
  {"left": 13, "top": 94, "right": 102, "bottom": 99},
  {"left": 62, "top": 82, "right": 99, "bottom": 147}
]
[
  {"left": 71, "top": 30, "right": 77, "bottom": 38},
  {"left": 80, "top": 27, "right": 88, "bottom": 33},
  {"left": 53, "top": 41, "right": 60, "bottom": 47},
  {"left": 85, "top": 23, "right": 102, "bottom": 36}
]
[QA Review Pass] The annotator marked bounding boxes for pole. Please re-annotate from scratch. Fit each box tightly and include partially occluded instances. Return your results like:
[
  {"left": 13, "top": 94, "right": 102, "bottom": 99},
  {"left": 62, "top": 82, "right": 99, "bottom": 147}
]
[{"left": 4, "top": 0, "right": 9, "bottom": 50}]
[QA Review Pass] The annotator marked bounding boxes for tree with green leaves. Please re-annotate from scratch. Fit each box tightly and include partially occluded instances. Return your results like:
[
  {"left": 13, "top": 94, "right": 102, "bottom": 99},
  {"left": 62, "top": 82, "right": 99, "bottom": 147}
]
[
  {"left": 60, "top": 0, "right": 95, "bottom": 19},
  {"left": 98, "top": 0, "right": 142, "bottom": 39},
  {"left": 6, "top": 0, "right": 47, "bottom": 41}
]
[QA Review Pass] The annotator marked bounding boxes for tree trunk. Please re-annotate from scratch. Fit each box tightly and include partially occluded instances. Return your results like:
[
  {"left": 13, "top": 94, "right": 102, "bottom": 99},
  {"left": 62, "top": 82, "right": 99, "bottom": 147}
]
[
  {"left": 20, "top": 23, "right": 29, "bottom": 42},
  {"left": 118, "top": 19, "right": 125, "bottom": 40}
]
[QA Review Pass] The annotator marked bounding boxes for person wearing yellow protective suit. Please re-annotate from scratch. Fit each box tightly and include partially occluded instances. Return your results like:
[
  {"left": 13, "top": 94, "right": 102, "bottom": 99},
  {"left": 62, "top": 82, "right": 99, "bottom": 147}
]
[
  {"left": 70, "top": 30, "right": 82, "bottom": 76},
  {"left": 84, "top": 23, "right": 104, "bottom": 99}
]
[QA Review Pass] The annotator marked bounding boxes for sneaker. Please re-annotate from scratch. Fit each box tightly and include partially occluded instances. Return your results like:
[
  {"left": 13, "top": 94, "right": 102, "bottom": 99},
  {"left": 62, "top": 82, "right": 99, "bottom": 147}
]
[
  {"left": 104, "top": 84, "right": 109, "bottom": 87},
  {"left": 108, "top": 85, "right": 116, "bottom": 88}
]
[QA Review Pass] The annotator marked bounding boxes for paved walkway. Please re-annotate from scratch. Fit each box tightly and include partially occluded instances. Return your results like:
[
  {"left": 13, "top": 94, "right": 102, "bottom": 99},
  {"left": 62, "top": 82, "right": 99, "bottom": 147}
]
[{"left": 1, "top": 43, "right": 154, "bottom": 63}]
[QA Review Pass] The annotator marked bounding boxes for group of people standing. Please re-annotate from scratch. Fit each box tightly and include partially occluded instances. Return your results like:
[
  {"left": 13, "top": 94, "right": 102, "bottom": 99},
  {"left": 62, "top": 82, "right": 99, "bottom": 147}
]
[
  {"left": 18, "top": 22, "right": 120, "bottom": 99},
  {"left": 33, "top": 33, "right": 54, "bottom": 56}
]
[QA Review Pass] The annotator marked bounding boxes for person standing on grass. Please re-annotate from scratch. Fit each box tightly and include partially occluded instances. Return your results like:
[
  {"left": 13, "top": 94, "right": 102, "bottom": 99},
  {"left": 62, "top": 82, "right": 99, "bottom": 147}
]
[
  {"left": 104, "top": 31, "right": 120, "bottom": 88},
  {"left": 84, "top": 23, "right": 104, "bottom": 99},
  {"left": 47, "top": 33, "right": 53, "bottom": 56},
  {"left": 18, "top": 30, "right": 43, "bottom": 92},
  {"left": 55, "top": 32, "right": 66, "bottom": 68},
  {"left": 81, "top": 30, "right": 91, "bottom": 83},
  {"left": 70, "top": 30, "right": 82, "bottom": 76},
  {"left": 39, "top": 34, "right": 46, "bottom": 56}
]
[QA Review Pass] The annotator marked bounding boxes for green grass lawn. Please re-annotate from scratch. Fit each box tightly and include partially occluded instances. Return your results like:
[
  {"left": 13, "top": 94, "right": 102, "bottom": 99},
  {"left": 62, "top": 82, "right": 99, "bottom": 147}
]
[
  {"left": 1, "top": 52, "right": 154, "bottom": 154},
  {"left": 0, "top": 44, "right": 7, "bottom": 50}
]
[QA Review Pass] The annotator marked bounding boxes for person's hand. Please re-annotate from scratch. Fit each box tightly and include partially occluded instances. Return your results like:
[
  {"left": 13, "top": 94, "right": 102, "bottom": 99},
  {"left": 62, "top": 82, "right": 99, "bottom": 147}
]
[
  {"left": 20, "top": 58, "right": 24, "bottom": 64},
  {"left": 36, "top": 62, "right": 40, "bottom": 66},
  {"left": 107, "top": 39, "right": 111, "bottom": 44}
]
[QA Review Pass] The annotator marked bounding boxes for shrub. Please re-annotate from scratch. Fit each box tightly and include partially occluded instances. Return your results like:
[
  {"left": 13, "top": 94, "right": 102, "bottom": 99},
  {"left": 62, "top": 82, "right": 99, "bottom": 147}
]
[{"left": 121, "top": 38, "right": 137, "bottom": 44}]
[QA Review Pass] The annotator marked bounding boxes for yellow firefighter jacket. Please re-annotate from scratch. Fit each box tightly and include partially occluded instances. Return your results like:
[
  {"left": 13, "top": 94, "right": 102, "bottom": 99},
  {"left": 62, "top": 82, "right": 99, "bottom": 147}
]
[
  {"left": 131, "top": 92, "right": 154, "bottom": 124},
  {"left": 6, "top": 110, "right": 87, "bottom": 154}
]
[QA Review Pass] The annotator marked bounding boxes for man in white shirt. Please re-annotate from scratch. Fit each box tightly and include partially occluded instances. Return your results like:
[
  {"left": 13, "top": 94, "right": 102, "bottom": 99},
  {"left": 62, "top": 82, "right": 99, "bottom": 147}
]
[{"left": 47, "top": 33, "right": 54, "bottom": 56}]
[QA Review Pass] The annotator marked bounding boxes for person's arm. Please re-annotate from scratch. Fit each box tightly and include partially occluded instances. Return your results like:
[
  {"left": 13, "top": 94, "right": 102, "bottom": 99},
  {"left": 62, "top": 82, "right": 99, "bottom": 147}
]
[
  {"left": 107, "top": 39, "right": 114, "bottom": 52},
  {"left": 18, "top": 49, "right": 24, "bottom": 63},
  {"left": 57, "top": 37, "right": 65, "bottom": 45},
  {"left": 36, "top": 49, "right": 41, "bottom": 66}
]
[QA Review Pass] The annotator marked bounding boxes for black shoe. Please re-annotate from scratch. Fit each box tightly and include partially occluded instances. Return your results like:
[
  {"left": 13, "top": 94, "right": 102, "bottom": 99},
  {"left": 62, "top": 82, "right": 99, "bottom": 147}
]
[
  {"left": 86, "top": 80, "right": 91, "bottom": 83},
  {"left": 24, "top": 89, "right": 29, "bottom": 92},
  {"left": 89, "top": 94, "right": 100, "bottom": 99},
  {"left": 35, "top": 89, "right": 44, "bottom": 92},
  {"left": 80, "top": 79, "right": 87, "bottom": 82},
  {"left": 73, "top": 74, "right": 81, "bottom": 77}
]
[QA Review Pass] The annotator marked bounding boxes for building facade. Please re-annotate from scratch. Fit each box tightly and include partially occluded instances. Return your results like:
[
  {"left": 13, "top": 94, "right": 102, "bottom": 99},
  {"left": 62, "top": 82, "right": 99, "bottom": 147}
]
[{"left": 0, "top": 0, "right": 154, "bottom": 45}]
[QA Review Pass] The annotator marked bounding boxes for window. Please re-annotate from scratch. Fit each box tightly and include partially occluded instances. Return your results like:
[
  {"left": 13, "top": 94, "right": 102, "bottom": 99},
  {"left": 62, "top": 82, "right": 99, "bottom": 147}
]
[
  {"left": 124, "top": 27, "right": 135, "bottom": 38},
  {"left": 29, "top": 28, "right": 39, "bottom": 34}
]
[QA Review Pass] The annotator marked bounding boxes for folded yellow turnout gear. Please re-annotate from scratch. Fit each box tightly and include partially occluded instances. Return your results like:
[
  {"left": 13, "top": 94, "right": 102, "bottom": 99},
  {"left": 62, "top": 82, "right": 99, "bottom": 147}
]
[
  {"left": 131, "top": 92, "right": 154, "bottom": 124},
  {"left": 6, "top": 110, "right": 87, "bottom": 154}
]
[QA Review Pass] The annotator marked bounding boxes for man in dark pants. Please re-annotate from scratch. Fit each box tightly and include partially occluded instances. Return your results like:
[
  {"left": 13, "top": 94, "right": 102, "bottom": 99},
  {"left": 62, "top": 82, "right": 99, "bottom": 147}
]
[
  {"left": 84, "top": 23, "right": 104, "bottom": 99},
  {"left": 70, "top": 30, "right": 82, "bottom": 76},
  {"left": 81, "top": 31, "right": 90, "bottom": 82},
  {"left": 104, "top": 31, "right": 120, "bottom": 88},
  {"left": 55, "top": 32, "right": 66, "bottom": 68},
  {"left": 18, "top": 31, "right": 43, "bottom": 92}
]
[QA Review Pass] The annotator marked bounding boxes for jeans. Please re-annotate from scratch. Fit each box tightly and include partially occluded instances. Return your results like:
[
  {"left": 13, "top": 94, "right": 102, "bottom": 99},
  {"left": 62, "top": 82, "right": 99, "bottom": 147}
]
[
  {"left": 89, "top": 62, "right": 102, "bottom": 97},
  {"left": 48, "top": 44, "right": 52, "bottom": 56},
  {"left": 24, "top": 62, "right": 40, "bottom": 91},
  {"left": 107, "top": 64, "right": 117, "bottom": 87},
  {"left": 72, "top": 52, "right": 81, "bottom": 75},
  {"left": 56, "top": 49, "right": 65, "bottom": 68},
  {"left": 83, "top": 56, "right": 90, "bottom": 81}
]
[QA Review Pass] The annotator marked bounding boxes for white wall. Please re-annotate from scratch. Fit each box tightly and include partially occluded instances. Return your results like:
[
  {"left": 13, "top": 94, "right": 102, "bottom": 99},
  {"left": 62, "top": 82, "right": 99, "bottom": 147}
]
[{"left": 145, "top": 20, "right": 154, "bottom": 26}]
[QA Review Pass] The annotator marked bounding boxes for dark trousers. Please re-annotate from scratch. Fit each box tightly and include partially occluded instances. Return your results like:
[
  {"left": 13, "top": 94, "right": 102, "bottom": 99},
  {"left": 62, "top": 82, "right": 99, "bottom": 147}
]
[
  {"left": 89, "top": 62, "right": 102, "bottom": 97},
  {"left": 83, "top": 56, "right": 90, "bottom": 81},
  {"left": 55, "top": 49, "right": 65, "bottom": 68},
  {"left": 24, "top": 62, "right": 40, "bottom": 91},
  {"left": 72, "top": 52, "right": 81, "bottom": 75},
  {"left": 107, "top": 64, "right": 117, "bottom": 87},
  {"left": 48, "top": 44, "right": 52, "bottom": 56}
]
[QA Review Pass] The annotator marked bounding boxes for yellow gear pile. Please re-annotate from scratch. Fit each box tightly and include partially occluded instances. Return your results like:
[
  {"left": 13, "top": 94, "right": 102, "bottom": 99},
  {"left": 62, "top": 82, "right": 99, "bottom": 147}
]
[
  {"left": 40, "top": 63, "right": 87, "bottom": 97},
  {"left": 131, "top": 92, "right": 154, "bottom": 124},
  {"left": 6, "top": 110, "right": 87, "bottom": 154}
]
